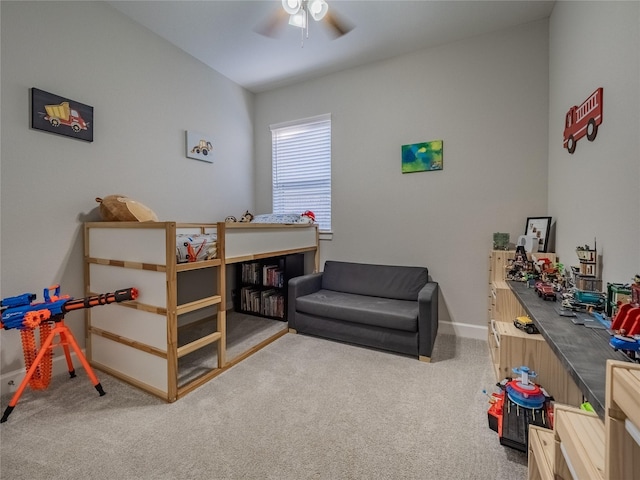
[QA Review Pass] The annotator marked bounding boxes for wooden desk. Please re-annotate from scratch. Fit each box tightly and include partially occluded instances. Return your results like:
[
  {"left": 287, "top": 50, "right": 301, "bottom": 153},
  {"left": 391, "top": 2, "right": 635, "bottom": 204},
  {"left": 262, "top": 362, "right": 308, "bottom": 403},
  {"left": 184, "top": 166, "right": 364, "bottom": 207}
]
[{"left": 508, "top": 281, "right": 630, "bottom": 419}]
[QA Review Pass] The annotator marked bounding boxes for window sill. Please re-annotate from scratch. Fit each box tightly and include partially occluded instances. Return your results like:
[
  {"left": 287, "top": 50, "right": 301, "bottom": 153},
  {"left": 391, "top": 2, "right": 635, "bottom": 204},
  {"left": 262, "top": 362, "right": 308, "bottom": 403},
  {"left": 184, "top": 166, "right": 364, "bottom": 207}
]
[{"left": 319, "top": 231, "right": 333, "bottom": 241}]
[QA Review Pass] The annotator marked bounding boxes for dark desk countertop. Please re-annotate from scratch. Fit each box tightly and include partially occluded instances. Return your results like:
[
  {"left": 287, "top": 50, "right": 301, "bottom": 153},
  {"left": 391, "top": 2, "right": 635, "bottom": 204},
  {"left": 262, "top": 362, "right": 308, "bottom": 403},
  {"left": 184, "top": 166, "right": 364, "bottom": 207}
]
[{"left": 508, "top": 281, "right": 630, "bottom": 419}]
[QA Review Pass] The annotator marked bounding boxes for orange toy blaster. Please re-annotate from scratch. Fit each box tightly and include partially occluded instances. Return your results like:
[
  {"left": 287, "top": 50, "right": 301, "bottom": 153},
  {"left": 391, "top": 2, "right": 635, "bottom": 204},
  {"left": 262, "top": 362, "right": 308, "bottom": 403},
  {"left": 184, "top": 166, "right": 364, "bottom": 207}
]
[{"left": 0, "top": 285, "right": 138, "bottom": 423}]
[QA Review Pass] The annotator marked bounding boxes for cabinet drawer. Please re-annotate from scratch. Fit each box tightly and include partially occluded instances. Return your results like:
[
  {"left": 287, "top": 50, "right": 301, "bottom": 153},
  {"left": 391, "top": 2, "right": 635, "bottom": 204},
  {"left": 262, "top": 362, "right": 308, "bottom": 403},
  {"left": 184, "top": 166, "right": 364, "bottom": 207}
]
[
  {"left": 490, "top": 250, "right": 514, "bottom": 283},
  {"left": 529, "top": 425, "right": 554, "bottom": 480},
  {"left": 554, "top": 404, "right": 605, "bottom": 480},
  {"left": 492, "top": 320, "right": 544, "bottom": 379},
  {"left": 606, "top": 360, "right": 640, "bottom": 480},
  {"left": 492, "top": 280, "right": 526, "bottom": 322}
]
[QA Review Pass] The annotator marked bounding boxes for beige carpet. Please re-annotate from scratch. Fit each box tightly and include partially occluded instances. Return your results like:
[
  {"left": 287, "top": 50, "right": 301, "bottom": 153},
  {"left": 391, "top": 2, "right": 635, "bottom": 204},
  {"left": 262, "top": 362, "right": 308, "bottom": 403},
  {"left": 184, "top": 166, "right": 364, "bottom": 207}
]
[{"left": 0, "top": 332, "right": 527, "bottom": 480}]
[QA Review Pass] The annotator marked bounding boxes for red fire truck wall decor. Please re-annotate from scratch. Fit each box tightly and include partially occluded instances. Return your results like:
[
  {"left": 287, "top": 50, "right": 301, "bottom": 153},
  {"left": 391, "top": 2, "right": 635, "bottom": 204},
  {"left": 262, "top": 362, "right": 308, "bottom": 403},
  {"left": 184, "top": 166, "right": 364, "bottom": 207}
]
[{"left": 563, "top": 87, "right": 603, "bottom": 154}]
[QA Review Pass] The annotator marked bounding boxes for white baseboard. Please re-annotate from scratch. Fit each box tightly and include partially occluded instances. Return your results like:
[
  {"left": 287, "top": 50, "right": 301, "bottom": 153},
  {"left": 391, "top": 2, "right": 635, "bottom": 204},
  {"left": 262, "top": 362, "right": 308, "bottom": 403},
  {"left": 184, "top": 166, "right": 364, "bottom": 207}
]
[
  {"left": 439, "top": 320, "right": 487, "bottom": 340},
  {"left": 0, "top": 350, "right": 86, "bottom": 398}
]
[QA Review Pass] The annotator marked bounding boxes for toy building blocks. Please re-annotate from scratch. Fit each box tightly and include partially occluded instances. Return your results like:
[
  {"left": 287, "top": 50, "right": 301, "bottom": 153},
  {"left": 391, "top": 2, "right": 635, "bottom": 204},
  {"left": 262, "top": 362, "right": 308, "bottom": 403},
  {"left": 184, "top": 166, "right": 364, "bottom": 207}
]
[
  {"left": 607, "top": 282, "right": 632, "bottom": 318},
  {"left": 560, "top": 289, "right": 606, "bottom": 312},
  {"left": 506, "top": 248, "right": 534, "bottom": 282}
]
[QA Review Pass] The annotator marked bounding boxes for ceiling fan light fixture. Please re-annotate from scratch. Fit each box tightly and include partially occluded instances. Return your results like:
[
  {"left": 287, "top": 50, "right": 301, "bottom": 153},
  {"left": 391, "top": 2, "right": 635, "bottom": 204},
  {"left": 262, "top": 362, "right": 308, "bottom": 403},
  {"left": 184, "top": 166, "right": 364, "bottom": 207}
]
[
  {"left": 308, "top": 0, "right": 328, "bottom": 21},
  {"left": 288, "top": 10, "right": 307, "bottom": 29},
  {"left": 282, "top": 0, "right": 302, "bottom": 15}
]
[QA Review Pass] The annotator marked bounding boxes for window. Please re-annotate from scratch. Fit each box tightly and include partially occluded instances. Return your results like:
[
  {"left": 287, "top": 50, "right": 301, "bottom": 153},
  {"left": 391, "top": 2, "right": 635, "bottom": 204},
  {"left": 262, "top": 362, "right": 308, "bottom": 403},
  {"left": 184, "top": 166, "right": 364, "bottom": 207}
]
[{"left": 270, "top": 114, "right": 331, "bottom": 232}]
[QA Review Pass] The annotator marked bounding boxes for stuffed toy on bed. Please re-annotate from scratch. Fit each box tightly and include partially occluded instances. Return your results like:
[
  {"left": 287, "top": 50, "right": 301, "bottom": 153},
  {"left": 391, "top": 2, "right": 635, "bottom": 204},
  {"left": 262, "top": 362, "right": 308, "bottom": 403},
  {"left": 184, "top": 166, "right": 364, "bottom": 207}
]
[
  {"left": 225, "top": 210, "right": 254, "bottom": 223},
  {"left": 95, "top": 195, "right": 158, "bottom": 222}
]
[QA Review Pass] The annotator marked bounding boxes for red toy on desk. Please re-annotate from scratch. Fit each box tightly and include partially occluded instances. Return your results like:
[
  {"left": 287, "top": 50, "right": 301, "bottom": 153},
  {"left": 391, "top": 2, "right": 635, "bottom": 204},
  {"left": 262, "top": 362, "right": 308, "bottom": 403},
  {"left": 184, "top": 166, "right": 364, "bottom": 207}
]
[
  {"left": 609, "top": 283, "right": 640, "bottom": 357},
  {"left": 611, "top": 283, "right": 640, "bottom": 336}
]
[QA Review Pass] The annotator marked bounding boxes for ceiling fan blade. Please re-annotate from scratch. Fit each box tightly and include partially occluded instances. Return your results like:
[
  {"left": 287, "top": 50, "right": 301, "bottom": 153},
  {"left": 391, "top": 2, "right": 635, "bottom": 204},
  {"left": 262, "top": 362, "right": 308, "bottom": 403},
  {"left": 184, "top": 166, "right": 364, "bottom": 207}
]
[
  {"left": 322, "top": 10, "right": 354, "bottom": 38},
  {"left": 254, "top": 7, "right": 289, "bottom": 38}
]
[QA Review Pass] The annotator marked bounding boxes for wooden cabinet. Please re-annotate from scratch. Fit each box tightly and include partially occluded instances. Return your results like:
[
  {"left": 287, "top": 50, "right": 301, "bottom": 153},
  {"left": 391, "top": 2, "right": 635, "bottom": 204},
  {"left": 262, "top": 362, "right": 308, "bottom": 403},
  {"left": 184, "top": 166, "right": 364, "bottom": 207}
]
[
  {"left": 488, "top": 250, "right": 555, "bottom": 325},
  {"left": 489, "top": 320, "right": 536, "bottom": 381},
  {"left": 488, "top": 319, "right": 581, "bottom": 406},
  {"left": 554, "top": 404, "right": 605, "bottom": 480},
  {"left": 235, "top": 253, "right": 304, "bottom": 320},
  {"left": 527, "top": 361, "right": 640, "bottom": 479},
  {"left": 605, "top": 360, "right": 640, "bottom": 479},
  {"left": 488, "top": 251, "right": 527, "bottom": 367},
  {"left": 487, "top": 251, "right": 577, "bottom": 400},
  {"left": 528, "top": 425, "right": 555, "bottom": 480}
]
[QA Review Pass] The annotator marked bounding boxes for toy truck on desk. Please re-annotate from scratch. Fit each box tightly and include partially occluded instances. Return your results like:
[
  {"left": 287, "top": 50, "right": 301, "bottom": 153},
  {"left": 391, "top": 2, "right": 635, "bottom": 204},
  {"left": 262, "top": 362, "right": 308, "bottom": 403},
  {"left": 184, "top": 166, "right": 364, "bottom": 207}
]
[
  {"left": 44, "top": 101, "right": 88, "bottom": 133},
  {"left": 534, "top": 281, "right": 557, "bottom": 301},
  {"left": 514, "top": 316, "right": 539, "bottom": 335}
]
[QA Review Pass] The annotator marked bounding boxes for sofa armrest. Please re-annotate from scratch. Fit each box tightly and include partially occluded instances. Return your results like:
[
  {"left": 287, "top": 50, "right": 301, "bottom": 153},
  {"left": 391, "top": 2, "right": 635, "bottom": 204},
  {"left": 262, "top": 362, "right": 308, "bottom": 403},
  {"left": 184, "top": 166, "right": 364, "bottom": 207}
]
[
  {"left": 417, "top": 282, "right": 439, "bottom": 358},
  {"left": 287, "top": 272, "right": 324, "bottom": 329}
]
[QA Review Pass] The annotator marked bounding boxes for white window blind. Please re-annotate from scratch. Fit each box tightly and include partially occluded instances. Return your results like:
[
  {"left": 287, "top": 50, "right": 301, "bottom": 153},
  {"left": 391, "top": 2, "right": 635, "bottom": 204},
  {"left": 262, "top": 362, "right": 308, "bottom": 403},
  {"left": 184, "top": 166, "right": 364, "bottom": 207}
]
[{"left": 271, "top": 114, "right": 331, "bottom": 231}]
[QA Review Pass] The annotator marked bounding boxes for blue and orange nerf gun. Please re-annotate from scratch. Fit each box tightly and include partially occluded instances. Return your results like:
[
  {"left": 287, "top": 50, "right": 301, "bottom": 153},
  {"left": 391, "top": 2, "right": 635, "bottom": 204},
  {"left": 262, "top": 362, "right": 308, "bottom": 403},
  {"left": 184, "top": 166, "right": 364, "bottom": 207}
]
[
  {"left": 0, "top": 284, "right": 138, "bottom": 423},
  {"left": 1, "top": 285, "right": 137, "bottom": 331}
]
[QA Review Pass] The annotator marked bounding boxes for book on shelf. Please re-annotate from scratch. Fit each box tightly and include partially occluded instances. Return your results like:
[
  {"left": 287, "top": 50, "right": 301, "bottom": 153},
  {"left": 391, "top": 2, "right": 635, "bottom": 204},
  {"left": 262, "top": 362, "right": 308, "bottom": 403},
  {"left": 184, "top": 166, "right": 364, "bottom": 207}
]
[
  {"left": 239, "top": 285, "right": 284, "bottom": 318},
  {"left": 262, "top": 264, "right": 284, "bottom": 288},
  {"left": 242, "top": 262, "right": 262, "bottom": 284},
  {"left": 240, "top": 285, "right": 261, "bottom": 313},
  {"left": 260, "top": 289, "right": 284, "bottom": 318}
]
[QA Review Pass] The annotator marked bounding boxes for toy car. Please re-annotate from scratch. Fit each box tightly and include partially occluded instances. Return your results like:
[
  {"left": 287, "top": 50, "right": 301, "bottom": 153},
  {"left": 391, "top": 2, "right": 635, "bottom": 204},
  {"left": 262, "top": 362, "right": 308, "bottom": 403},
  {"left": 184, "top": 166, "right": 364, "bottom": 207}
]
[
  {"left": 514, "top": 316, "right": 539, "bottom": 334},
  {"left": 535, "top": 282, "right": 556, "bottom": 301}
]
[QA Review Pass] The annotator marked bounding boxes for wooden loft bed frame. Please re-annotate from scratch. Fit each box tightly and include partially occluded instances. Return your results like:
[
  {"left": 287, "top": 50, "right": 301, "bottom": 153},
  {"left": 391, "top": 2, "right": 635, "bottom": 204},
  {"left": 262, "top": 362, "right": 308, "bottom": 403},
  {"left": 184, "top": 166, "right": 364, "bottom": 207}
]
[{"left": 83, "top": 221, "right": 318, "bottom": 402}]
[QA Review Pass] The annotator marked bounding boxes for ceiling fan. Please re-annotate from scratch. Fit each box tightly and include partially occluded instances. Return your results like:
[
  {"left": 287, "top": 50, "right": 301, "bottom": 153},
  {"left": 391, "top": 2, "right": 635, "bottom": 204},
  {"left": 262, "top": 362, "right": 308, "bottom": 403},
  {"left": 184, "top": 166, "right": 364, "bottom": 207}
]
[{"left": 256, "top": 0, "right": 353, "bottom": 43}]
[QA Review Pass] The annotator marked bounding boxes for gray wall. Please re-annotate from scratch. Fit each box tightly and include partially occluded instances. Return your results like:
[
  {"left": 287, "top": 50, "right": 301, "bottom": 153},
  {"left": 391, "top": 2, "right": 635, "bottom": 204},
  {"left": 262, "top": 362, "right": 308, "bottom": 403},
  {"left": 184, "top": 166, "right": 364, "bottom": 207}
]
[
  {"left": 255, "top": 19, "right": 551, "bottom": 338},
  {"left": 0, "top": 2, "right": 254, "bottom": 378},
  {"left": 548, "top": 1, "right": 640, "bottom": 282}
]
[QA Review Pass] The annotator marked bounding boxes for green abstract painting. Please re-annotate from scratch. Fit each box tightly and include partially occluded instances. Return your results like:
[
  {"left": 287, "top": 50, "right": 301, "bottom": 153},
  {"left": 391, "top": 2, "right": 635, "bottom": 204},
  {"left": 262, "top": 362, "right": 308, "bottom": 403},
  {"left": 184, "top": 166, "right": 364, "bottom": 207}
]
[{"left": 401, "top": 140, "right": 443, "bottom": 173}]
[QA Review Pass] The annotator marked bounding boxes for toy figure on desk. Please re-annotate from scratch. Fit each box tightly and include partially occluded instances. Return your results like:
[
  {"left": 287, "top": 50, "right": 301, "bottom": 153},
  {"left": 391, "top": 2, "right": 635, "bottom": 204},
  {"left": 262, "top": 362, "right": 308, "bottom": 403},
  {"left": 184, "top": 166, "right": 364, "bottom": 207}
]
[{"left": 506, "top": 246, "right": 533, "bottom": 282}]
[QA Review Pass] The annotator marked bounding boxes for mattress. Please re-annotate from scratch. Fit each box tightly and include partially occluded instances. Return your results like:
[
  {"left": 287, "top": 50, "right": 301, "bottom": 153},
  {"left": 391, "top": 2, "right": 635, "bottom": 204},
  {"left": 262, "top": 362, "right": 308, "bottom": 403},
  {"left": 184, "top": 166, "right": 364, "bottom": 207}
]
[{"left": 250, "top": 213, "right": 313, "bottom": 224}]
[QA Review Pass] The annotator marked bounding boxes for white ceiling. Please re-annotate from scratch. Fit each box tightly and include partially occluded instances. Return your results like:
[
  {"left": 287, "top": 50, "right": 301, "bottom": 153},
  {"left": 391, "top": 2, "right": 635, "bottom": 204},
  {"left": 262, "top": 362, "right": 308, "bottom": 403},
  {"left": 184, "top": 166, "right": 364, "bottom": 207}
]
[{"left": 107, "top": 0, "right": 555, "bottom": 93}]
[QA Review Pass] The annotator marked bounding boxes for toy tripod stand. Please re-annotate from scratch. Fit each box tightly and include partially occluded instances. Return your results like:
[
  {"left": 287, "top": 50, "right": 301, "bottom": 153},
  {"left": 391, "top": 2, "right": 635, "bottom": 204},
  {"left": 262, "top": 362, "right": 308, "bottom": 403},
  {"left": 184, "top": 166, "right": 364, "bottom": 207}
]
[
  {"left": 0, "top": 317, "right": 105, "bottom": 423},
  {"left": 0, "top": 285, "right": 138, "bottom": 423}
]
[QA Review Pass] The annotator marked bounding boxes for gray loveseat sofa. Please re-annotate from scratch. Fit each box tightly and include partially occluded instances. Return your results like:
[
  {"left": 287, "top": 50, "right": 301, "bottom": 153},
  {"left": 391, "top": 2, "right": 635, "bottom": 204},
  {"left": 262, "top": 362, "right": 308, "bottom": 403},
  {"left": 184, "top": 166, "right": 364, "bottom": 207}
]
[{"left": 288, "top": 260, "right": 439, "bottom": 361}]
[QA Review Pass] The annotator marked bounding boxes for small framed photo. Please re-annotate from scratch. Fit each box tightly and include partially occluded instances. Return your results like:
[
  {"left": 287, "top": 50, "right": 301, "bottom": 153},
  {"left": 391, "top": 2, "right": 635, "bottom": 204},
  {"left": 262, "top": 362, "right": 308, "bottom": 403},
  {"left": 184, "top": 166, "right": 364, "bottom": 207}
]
[
  {"left": 31, "top": 88, "right": 93, "bottom": 142},
  {"left": 525, "top": 216, "right": 552, "bottom": 253},
  {"left": 186, "top": 130, "right": 214, "bottom": 163}
]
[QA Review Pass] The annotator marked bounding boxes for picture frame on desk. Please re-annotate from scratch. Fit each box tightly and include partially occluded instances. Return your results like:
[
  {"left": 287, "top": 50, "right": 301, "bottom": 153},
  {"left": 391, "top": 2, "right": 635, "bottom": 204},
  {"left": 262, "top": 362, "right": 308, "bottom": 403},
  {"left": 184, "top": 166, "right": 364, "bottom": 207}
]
[{"left": 525, "top": 216, "right": 552, "bottom": 253}]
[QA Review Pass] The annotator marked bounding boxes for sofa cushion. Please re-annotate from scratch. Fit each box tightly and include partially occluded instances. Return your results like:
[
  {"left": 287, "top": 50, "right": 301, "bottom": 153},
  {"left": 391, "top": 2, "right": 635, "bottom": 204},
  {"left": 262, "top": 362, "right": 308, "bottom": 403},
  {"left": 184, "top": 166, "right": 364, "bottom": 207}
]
[
  {"left": 295, "top": 290, "right": 418, "bottom": 332},
  {"left": 321, "top": 261, "right": 428, "bottom": 301}
]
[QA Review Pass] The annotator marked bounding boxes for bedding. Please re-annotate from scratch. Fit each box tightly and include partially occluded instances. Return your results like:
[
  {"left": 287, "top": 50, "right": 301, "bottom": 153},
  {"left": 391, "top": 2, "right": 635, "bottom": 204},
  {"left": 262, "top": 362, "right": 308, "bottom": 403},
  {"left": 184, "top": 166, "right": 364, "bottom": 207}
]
[
  {"left": 251, "top": 213, "right": 313, "bottom": 224},
  {"left": 176, "top": 233, "right": 217, "bottom": 263}
]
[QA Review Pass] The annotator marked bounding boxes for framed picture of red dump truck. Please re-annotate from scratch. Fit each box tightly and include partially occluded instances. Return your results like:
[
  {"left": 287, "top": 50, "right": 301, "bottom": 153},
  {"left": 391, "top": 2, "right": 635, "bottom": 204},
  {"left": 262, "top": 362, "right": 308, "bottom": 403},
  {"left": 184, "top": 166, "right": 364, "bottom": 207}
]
[{"left": 31, "top": 88, "right": 93, "bottom": 142}]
